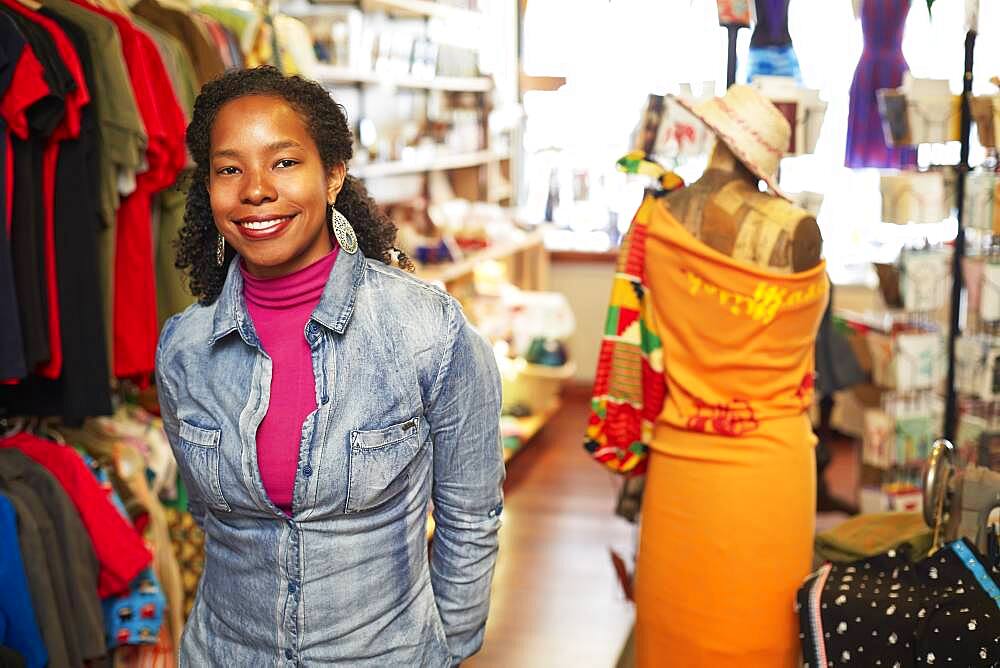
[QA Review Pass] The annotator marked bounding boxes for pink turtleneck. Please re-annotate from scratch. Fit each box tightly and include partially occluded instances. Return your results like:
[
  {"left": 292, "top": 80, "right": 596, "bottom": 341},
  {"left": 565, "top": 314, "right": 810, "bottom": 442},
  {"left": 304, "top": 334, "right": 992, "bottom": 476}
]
[{"left": 241, "top": 248, "right": 338, "bottom": 514}]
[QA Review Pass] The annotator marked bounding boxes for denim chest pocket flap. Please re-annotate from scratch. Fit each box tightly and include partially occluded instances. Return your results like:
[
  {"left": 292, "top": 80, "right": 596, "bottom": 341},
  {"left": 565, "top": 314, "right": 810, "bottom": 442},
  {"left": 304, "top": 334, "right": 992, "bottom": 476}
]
[
  {"left": 346, "top": 416, "right": 422, "bottom": 514},
  {"left": 177, "top": 418, "right": 230, "bottom": 513}
]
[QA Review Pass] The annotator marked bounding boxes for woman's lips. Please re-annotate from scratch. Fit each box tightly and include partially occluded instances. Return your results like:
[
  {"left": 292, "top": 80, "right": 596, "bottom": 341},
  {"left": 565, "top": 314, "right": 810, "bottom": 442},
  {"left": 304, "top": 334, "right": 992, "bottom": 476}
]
[{"left": 235, "top": 215, "right": 296, "bottom": 240}]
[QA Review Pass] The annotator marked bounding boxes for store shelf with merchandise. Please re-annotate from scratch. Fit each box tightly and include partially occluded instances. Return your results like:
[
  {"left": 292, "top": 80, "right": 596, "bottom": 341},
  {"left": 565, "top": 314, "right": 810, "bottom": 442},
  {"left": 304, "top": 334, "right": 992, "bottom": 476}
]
[
  {"left": 291, "top": 1, "right": 564, "bottom": 464},
  {"left": 313, "top": 64, "right": 492, "bottom": 92},
  {"left": 355, "top": 149, "right": 509, "bottom": 179}
]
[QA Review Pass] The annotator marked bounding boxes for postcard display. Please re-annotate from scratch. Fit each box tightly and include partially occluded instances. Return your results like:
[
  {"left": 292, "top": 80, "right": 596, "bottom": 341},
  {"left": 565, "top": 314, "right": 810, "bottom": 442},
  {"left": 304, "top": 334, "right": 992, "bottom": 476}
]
[{"left": 856, "top": 82, "right": 1000, "bottom": 513}]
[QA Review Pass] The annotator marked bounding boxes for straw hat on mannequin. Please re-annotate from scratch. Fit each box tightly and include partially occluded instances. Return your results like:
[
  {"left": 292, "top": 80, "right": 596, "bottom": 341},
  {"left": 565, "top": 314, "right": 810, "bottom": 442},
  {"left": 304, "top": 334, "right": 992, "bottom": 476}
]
[{"left": 668, "top": 84, "right": 822, "bottom": 272}]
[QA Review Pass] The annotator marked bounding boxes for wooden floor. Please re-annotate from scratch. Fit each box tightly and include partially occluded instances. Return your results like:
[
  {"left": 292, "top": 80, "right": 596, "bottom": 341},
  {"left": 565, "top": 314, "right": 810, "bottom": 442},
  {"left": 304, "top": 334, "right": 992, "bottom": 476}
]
[
  {"left": 466, "top": 391, "right": 862, "bottom": 667},
  {"left": 466, "top": 389, "right": 636, "bottom": 668}
]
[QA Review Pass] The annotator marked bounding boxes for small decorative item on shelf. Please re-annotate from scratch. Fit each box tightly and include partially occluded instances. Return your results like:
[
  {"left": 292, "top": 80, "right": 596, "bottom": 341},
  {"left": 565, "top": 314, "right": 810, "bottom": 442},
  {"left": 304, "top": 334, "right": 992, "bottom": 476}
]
[
  {"left": 880, "top": 171, "right": 951, "bottom": 224},
  {"left": 900, "top": 249, "right": 950, "bottom": 313},
  {"left": 963, "top": 170, "right": 997, "bottom": 232},
  {"left": 971, "top": 94, "right": 999, "bottom": 149},
  {"left": 876, "top": 88, "right": 911, "bottom": 147},
  {"left": 978, "top": 344, "right": 1000, "bottom": 399},
  {"left": 750, "top": 76, "right": 827, "bottom": 156},
  {"left": 954, "top": 336, "right": 990, "bottom": 396},
  {"left": 866, "top": 330, "right": 945, "bottom": 392},
  {"left": 877, "top": 75, "right": 961, "bottom": 147},
  {"left": 524, "top": 337, "right": 568, "bottom": 367},
  {"left": 979, "top": 263, "right": 1000, "bottom": 322},
  {"left": 874, "top": 262, "right": 904, "bottom": 309}
]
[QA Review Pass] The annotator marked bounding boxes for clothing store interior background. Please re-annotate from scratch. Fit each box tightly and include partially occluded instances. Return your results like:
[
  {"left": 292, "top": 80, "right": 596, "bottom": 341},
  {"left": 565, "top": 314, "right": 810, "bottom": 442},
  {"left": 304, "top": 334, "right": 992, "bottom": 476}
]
[{"left": 3, "top": 0, "right": 1000, "bottom": 666}]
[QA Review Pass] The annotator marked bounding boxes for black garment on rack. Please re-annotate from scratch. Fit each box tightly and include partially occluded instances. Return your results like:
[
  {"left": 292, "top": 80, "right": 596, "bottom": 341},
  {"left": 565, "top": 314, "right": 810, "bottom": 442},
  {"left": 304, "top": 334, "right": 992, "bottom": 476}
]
[
  {"left": 798, "top": 539, "right": 1000, "bottom": 667},
  {"left": 0, "top": 647, "right": 26, "bottom": 668},
  {"left": 0, "top": 6, "right": 72, "bottom": 370},
  {"left": 0, "top": 9, "right": 112, "bottom": 419},
  {"left": 0, "top": 13, "right": 26, "bottom": 380}
]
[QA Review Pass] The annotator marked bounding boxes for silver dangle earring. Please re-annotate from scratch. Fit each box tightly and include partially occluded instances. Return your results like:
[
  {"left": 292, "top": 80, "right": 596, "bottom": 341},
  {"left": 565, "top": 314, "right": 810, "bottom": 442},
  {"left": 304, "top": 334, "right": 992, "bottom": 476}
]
[
  {"left": 330, "top": 207, "right": 358, "bottom": 254},
  {"left": 216, "top": 234, "right": 226, "bottom": 267}
]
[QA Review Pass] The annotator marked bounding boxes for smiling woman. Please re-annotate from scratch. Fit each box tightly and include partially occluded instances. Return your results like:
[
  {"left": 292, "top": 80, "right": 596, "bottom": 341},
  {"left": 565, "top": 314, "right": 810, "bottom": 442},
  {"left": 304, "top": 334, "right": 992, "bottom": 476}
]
[{"left": 156, "top": 66, "right": 505, "bottom": 666}]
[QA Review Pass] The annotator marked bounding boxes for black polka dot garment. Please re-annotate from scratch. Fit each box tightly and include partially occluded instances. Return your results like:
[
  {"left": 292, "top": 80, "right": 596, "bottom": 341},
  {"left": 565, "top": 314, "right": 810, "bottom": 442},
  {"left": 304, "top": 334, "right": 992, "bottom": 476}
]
[{"left": 797, "top": 539, "right": 1000, "bottom": 667}]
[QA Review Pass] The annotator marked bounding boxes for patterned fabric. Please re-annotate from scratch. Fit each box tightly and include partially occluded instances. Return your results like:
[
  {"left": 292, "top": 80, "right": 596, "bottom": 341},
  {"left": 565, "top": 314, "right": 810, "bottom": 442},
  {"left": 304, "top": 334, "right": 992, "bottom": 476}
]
[
  {"left": 584, "top": 185, "right": 677, "bottom": 477},
  {"left": 164, "top": 507, "right": 204, "bottom": 619},
  {"left": 845, "top": 0, "right": 918, "bottom": 168},
  {"left": 747, "top": 44, "right": 802, "bottom": 84},
  {"left": 797, "top": 539, "right": 1000, "bottom": 667},
  {"left": 84, "top": 455, "right": 167, "bottom": 649}
]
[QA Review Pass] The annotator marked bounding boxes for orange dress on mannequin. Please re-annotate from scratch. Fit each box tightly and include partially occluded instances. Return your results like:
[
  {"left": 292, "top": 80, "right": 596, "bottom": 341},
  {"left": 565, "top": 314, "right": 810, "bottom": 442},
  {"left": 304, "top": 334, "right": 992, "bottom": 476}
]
[{"left": 587, "top": 194, "right": 828, "bottom": 666}]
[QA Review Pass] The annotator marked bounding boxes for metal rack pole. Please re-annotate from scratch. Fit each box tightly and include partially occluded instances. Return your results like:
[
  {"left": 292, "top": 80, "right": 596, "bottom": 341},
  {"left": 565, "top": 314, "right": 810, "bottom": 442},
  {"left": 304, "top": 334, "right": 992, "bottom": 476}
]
[{"left": 944, "top": 28, "right": 978, "bottom": 441}]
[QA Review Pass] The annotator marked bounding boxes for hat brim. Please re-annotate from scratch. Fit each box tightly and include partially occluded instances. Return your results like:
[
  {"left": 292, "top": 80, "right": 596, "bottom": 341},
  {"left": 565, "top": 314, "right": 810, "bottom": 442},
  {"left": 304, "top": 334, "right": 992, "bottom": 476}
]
[{"left": 672, "top": 94, "right": 790, "bottom": 201}]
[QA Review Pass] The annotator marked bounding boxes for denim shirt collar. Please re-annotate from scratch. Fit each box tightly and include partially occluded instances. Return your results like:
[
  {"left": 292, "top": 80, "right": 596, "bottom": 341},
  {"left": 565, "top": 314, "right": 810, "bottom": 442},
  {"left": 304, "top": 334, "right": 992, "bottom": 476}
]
[{"left": 209, "top": 247, "right": 366, "bottom": 346}]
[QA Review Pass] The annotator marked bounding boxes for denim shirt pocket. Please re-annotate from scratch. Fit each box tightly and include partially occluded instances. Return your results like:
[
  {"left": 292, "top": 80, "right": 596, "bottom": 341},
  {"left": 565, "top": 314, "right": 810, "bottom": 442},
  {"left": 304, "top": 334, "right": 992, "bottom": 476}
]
[
  {"left": 345, "top": 417, "right": 422, "bottom": 514},
  {"left": 178, "top": 419, "right": 231, "bottom": 513}
]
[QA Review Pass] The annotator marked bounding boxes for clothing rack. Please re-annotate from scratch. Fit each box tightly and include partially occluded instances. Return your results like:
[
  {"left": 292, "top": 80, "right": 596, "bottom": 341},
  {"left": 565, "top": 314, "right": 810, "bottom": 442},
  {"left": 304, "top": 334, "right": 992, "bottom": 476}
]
[{"left": 943, "top": 27, "right": 978, "bottom": 441}]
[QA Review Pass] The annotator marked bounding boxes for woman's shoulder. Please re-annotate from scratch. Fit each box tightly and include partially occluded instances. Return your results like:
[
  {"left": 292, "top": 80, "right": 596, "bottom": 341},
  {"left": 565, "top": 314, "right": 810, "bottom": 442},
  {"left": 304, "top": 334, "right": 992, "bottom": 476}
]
[
  {"left": 156, "top": 299, "right": 218, "bottom": 366},
  {"left": 362, "top": 258, "right": 461, "bottom": 315}
]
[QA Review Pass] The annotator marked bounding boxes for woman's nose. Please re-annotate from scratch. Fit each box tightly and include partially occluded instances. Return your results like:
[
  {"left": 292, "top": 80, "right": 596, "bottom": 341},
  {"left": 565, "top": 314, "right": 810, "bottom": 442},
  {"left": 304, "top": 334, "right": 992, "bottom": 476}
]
[{"left": 240, "top": 169, "right": 277, "bottom": 205}]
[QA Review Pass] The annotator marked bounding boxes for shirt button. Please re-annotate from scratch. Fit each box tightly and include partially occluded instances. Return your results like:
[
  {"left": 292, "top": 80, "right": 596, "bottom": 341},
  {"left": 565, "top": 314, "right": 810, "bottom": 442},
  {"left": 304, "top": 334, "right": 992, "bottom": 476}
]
[
  {"left": 285, "top": 649, "right": 293, "bottom": 660},
  {"left": 288, "top": 582, "right": 297, "bottom": 593},
  {"left": 303, "top": 465, "right": 313, "bottom": 478}
]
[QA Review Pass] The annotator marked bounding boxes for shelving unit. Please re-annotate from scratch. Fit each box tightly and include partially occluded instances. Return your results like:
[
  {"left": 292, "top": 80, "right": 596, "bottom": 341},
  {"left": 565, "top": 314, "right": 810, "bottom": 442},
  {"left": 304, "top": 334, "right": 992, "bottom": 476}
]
[
  {"left": 313, "top": 65, "right": 492, "bottom": 92},
  {"left": 360, "top": 0, "right": 482, "bottom": 21},
  {"left": 502, "top": 400, "right": 561, "bottom": 463},
  {"left": 415, "top": 227, "right": 546, "bottom": 288},
  {"left": 354, "top": 149, "right": 509, "bottom": 179}
]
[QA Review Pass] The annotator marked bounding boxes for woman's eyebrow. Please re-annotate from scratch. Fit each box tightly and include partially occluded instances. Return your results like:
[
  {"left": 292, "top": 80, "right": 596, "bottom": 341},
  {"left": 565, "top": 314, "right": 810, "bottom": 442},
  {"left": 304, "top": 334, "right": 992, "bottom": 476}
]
[{"left": 211, "top": 140, "right": 304, "bottom": 160}]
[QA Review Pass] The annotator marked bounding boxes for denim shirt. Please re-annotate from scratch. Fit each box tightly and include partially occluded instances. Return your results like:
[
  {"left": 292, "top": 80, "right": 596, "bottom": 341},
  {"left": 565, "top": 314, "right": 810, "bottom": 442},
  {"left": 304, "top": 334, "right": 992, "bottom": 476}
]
[{"left": 155, "top": 249, "right": 505, "bottom": 667}]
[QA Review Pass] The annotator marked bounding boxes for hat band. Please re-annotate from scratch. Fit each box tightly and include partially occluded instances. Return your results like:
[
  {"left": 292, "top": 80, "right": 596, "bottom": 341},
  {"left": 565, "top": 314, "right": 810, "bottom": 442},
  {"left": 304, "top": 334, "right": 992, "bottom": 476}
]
[{"left": 716, "top": 99, "right": 784, "bottom": 159}]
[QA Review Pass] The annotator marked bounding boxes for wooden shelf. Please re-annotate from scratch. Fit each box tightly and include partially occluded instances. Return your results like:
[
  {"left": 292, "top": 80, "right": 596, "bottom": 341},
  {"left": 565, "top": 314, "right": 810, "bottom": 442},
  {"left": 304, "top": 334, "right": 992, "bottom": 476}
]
[
  {"left": 502, "top": 400, "right": 561, "bottom": 463},
  {"left": 361, "top": 0, "right": 482, "bottom": 21},
  {"left": 354, "top": 149, "right": 508, "bottom": 179},
  {"left": 415, "top": 228, "right": 544, "bottom": 285},
  {"left": 313, "top": 65, "right": 492, "bottom": 92}
]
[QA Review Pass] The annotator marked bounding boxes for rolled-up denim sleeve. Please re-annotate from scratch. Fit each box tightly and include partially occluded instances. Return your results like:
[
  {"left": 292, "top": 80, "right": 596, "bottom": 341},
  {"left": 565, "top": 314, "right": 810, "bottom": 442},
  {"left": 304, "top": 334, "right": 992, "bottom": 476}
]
[{"left": 427, "top": 301, "right": 505, "bottom": 665}]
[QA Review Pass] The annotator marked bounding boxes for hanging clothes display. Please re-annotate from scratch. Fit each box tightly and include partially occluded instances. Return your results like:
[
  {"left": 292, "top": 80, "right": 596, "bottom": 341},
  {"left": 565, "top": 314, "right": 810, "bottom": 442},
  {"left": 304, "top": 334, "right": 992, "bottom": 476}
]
[
  {"left": 845, "top": 0, "right": 918, "bottom": 168},
  {"left": 0, "top": 0, "right": 284, "bottom": 421},
  {"left": 0, "top": 406, "right": 195, "bottom": 665},
  {"left": 747, "top": 0, "right": 801, "bottom": 83}
]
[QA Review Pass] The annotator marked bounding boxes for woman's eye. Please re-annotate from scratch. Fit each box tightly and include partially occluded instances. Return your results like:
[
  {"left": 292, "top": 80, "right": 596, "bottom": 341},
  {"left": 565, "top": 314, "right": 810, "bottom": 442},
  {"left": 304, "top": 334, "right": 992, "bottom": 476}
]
[
  {"left": 216, "top": 166, "right": 239, "bottom": 176},
  {"left": 276, "top": 159, "right": 298, "bottom": 169}
]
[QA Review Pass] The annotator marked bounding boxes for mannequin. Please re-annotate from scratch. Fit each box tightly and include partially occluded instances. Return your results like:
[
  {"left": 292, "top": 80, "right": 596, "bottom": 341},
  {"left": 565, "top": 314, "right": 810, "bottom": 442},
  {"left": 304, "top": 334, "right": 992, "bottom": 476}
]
[
  {"left": 665, "top": 141, "right": 822, "bottom": 271},
  {"left": 587, "top": 85, "right": 830, "bottom": 667}
]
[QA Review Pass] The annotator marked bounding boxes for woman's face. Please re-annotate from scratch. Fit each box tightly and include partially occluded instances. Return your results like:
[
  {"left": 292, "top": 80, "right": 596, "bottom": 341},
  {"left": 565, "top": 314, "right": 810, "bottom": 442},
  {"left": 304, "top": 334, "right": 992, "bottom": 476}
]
[{"left": 209, "top": 94, "right": 345, "bottom": 278}]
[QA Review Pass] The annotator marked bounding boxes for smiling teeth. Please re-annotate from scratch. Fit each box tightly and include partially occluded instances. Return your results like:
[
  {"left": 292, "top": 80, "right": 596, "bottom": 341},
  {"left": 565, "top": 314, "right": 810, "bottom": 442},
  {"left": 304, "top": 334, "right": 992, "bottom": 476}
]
[{"left": 242, "top": 217, "right": 290, "bottom": 230}]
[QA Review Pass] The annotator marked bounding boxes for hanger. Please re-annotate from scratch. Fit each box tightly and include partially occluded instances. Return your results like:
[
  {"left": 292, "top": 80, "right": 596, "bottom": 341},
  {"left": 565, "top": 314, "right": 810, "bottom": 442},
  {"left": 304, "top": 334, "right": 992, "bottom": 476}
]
[{"left": 0, "top": 416, "right": 26, "bottom": 438}]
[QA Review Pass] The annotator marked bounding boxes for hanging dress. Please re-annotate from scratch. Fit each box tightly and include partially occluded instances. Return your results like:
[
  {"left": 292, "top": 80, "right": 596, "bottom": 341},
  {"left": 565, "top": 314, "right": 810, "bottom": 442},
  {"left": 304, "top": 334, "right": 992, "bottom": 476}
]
[
  {"left": 747, "top": 0, "right": 801, "bottom": 83},
  {"left": 845, "top": 0, "right": 918, "bottom": 168},
  {"left": 586, "top": 194, "right": 828, "bottom": 666}
]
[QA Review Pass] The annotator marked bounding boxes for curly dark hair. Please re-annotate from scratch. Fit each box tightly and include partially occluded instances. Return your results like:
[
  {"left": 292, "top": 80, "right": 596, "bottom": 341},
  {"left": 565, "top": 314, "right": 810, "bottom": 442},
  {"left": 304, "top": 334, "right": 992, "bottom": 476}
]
[{"left": 176, "top": 66, "right": 413, "bottom": 304}]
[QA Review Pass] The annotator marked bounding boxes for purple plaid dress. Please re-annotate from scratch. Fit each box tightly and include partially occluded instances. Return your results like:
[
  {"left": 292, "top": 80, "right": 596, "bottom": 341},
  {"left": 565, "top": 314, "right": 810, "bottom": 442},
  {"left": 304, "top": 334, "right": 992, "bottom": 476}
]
[{"left": 845, "top": 0, "right": 918, "bottom": 168}]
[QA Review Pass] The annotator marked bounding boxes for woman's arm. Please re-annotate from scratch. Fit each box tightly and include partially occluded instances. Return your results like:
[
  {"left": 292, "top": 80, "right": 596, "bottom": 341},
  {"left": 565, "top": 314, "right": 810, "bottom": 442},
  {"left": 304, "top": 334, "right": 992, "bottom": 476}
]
[
  {"left": 426, "top": 302, "right": 505, "bottom": 666},
  {"left": 155, "top": 315, "right": 208, "bottom": 529}
]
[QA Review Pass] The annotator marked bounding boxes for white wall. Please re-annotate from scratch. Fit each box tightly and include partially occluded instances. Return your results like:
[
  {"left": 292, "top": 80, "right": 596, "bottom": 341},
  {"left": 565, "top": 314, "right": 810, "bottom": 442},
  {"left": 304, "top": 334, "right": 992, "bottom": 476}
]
[{"left": 550, "top": 260, "right": 616, "bottom": 384}]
